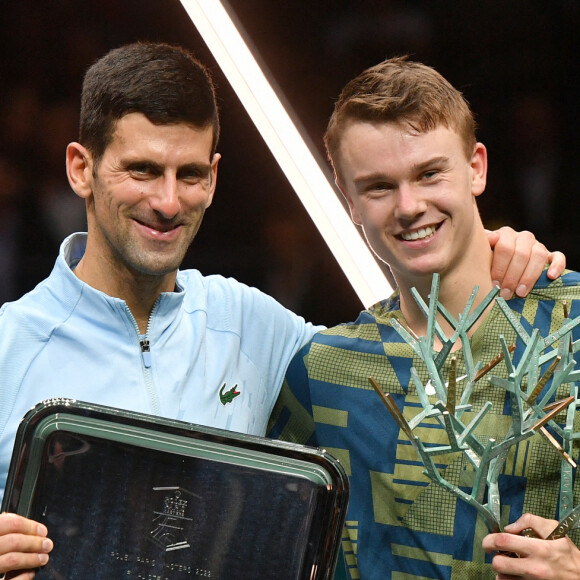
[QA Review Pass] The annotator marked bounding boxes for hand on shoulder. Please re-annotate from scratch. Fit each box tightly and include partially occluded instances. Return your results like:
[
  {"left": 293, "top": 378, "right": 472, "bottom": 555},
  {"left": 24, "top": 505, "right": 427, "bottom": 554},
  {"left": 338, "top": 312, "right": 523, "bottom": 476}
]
[{"left": 487, "top": 227, "right": 566, "bottom": 300}]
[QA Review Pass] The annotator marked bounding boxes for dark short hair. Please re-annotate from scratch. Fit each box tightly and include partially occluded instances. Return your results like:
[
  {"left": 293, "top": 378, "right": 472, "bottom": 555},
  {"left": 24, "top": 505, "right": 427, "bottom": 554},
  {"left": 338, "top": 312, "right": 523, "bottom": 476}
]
[
  {"left": 325, "top": 56, "right": 476, "bottom": 183},
  {"left": 80, "top": 42, "right": 220, "bottom": 162}
]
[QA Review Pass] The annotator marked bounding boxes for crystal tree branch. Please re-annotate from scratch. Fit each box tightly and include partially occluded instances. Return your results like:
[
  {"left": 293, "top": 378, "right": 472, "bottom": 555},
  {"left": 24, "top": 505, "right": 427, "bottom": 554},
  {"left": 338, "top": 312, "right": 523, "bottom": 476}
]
[{"left": 372, "top": 274, "right": 580, "bottom": 534}]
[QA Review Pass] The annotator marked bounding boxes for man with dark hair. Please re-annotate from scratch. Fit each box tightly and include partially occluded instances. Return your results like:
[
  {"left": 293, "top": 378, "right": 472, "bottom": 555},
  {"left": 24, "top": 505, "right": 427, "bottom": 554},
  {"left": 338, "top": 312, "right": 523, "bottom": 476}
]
[
  {"left": 0, "top": 41, "right": 320, "bottom": 576},
  {"left": 0, "top": 44, "right": 565, "bottom": 577},
  {"left": 79, "top": 42, "right": 220, "bottom": 161},
  {"left": 272, "top": 57, "right": 580, "bottom": 579}
]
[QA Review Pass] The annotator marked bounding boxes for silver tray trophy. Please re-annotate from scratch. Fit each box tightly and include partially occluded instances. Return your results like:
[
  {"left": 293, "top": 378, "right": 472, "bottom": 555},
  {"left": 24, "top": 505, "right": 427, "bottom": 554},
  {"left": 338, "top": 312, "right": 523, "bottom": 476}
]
[
  {"left": 2, "top": 400, "right": 349, "bottom": 579},
  {"left": 371, "top": 274, "right": 580, "bottom": 540}
]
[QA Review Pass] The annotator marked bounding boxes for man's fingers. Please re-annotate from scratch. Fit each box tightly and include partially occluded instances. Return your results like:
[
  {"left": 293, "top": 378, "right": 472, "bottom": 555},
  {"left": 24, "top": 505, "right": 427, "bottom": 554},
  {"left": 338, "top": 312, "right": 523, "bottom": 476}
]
[
  {"left": 0, "top": 513, "right": 52, "bottom": 575},
  {"left": 546, "top": 251, "right": 566, "bottom": 279},
  {"left": 483, "top": 531, "right": 534, "bottom": 558},
  {"left": 0, "top": 514, "right": 47, "bottom": 538},
  {"left": 6, "top": 571, "right": 37, "bottom": 580},
  {"left": 490, "top": 551, "right": 529, "bottom": 576},
  {"left": 506, "top": 244, "right": 566, "bottom": 298},
  {"left": 0, "top": 534, "right": 52, "bottom": 572},
  {"left": 510, "top": 249, "right": 551, "bottom": 298},
  {"left": 0, "top": 552, "right": 51, "bottom": 576},
  {"left": 488, "top": 227, "right": 567, "bottom": 298},
  {"left": 0, "top": 548, "right": 48, "bottom": 572},
  {"left": 488, "top": 227, "right": 519, "bottom": 291},
  {"left": 504, "top": 513, "right": 559, "bottom": 539},
  {"left": 0, "top": 533, "right": 52, "bottom": 557},
  {"left": 491, "top": 231, "right": 536, "bottom": 299}
]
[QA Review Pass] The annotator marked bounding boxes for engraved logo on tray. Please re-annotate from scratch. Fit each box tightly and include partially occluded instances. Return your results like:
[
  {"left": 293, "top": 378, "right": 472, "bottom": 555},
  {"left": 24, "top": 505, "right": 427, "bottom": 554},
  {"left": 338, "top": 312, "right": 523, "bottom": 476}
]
[{"left": 150, "top": 487, "right": 198, "bottom": 552}]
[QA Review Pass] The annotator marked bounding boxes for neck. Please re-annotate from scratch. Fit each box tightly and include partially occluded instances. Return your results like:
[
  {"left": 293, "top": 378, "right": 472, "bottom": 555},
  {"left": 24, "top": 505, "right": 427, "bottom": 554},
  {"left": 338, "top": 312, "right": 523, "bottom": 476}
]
[
  {"left": 396, "top": 249, "right": 494, "bottom": 346},
  {"left": 73, "top": 256, "right": 176, "bottom": 334}
]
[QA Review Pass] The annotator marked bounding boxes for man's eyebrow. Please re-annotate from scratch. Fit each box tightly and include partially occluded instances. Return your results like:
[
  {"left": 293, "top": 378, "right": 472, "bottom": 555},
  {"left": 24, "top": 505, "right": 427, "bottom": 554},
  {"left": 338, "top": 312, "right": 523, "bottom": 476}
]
[
  {"left": 353, "top": 172, "right": 391, "bottom": 186},
  {"left": 177, "top": 161, "right": 212, "bottom": 175},
  {"left": 352, "top": 156, "right": 451, "bottom": 186},
  {"left": 411, "top": 156, "right": 449, "bottom": 172},
  {"left": 124, "top": 159, "right": 162, "bottom": 170},
  {"left": 123, "top": 159, "right": 211, "bottom": 174}
]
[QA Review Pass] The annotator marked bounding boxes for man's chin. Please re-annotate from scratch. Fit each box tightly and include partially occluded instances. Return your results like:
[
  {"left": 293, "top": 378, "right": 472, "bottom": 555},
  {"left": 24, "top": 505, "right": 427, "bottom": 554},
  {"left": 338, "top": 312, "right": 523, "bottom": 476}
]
[
  {"left": 128, "top": 253, "right": 186, "bottom": 278},
  {"left": 126, "top": 239, "right": 192, "bottom": 275},
  {"left": 391, "top": 262, "right": 447, "bottom": 286}
]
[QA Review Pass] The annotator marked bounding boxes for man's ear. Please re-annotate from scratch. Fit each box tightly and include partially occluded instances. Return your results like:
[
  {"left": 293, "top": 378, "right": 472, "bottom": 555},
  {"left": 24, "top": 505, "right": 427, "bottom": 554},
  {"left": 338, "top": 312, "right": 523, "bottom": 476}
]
[
  {"left": 336, "top": 177, "right": 363, "bottom": 226},
  {"left": 205, "top": 152, "right": 221, "bottom": 209},
  {"left": 470, "top": 142, "right": 488, "bottom": 197},
  {"left": 66, "top": 142, "right": 94, "bottom": 199}
]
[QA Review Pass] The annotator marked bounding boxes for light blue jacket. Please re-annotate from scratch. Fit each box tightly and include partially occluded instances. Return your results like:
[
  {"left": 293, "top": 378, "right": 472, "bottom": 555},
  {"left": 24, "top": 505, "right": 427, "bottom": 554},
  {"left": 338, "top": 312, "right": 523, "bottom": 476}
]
[{"left": 0, "top": 233, "right": 321, "bottom": 500}]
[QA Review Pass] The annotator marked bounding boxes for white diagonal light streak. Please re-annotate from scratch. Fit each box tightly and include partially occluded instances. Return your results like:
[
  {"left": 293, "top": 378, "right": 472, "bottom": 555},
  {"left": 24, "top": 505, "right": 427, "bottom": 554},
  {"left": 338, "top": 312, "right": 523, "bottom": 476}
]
[{"left": 180, "top": 0, "right": 393, "bottom": 307}]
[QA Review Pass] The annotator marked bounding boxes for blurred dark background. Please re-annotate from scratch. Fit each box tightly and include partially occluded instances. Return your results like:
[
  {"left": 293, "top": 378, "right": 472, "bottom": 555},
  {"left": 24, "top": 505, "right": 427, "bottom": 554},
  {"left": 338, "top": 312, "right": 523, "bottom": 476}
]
[{"left": 1, "top": 0, "right": 578, "bottom": 326}]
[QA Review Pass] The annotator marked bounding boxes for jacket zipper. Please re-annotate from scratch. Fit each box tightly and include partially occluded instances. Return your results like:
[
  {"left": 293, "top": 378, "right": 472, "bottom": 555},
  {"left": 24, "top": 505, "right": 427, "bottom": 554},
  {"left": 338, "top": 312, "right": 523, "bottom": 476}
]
[
  {"left": 125, "top": 300, "right": 161, "bottom": 415},
  {"left": 140, "top": 338, "right": 152, "bottom": 368}
]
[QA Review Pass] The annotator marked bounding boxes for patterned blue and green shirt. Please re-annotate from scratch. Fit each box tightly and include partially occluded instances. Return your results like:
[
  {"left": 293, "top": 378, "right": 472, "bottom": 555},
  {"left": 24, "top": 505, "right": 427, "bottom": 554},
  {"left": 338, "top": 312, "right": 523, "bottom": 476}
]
[{"left": 270, "top": 271, "right": 580, "bottom": 579}]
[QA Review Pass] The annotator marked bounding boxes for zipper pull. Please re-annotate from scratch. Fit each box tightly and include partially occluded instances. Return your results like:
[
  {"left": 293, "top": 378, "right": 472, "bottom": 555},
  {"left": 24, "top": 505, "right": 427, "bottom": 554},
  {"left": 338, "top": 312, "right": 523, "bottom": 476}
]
[{"left": 140, "top": 338, "right": 152, "bottom": 368}]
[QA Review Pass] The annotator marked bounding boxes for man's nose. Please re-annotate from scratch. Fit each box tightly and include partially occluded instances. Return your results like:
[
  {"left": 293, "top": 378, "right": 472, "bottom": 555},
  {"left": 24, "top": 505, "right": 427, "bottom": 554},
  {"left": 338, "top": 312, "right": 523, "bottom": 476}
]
[
  {"left": 393, "top": 184, "right": 426, "bottom": 221},
  {"left": 149, "top": 176, "right": 180, "bottom": 219}
]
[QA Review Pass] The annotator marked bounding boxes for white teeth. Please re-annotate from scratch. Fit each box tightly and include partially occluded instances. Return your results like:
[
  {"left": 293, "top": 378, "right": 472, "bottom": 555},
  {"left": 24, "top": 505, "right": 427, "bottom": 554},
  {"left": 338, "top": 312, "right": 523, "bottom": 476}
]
[{"left": 401, "top": 225, "right": 436, "bottom": 241}]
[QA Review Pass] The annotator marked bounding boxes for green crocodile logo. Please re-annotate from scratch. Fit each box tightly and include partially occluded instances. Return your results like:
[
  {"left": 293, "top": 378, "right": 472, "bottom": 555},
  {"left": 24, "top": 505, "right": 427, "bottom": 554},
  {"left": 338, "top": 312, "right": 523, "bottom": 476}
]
[{"left": 219, "top": 383, "right": 240, "bottom": 405}]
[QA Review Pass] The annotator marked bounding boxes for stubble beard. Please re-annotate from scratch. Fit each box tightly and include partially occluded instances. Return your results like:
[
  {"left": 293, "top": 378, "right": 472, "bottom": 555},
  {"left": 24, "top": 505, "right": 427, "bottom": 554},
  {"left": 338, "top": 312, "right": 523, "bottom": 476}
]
[
  {"left": 119, "top": 222, "right": 199, "bottom": 277},
  {"left": 98, "top": 211, "right": 203, "bottom": 280}
]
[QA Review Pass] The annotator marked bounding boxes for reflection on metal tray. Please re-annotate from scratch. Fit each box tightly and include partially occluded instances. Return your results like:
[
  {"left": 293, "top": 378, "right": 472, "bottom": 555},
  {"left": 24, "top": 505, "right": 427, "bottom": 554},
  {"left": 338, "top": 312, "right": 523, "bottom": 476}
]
[{"left": 2, "top": 399, "right": 349, "bottom": 580}]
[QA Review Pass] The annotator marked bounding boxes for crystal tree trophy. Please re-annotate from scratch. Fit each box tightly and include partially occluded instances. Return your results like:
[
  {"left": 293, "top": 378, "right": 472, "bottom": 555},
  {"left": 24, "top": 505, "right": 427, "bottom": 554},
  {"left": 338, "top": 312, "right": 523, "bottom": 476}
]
[{"left": 371, "top": 274, "right": 580, "bottom": 538}]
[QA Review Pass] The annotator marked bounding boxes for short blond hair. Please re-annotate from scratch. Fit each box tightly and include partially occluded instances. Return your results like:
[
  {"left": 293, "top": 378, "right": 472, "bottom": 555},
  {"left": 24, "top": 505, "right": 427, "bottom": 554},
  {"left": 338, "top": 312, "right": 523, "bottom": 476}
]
[{"left": 325, "top": 57, "right": 476, "bottom": 181}]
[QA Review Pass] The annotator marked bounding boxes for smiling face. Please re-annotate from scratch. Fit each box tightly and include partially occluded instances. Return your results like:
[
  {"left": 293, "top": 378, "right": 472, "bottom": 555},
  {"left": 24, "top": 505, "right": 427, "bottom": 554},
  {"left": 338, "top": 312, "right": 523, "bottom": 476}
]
[
  {"left": 336, "top": 120, "right": 487, "bottom": 290},
  {"left": 67, "top": 112, "right": 219, "bottom": 291}
]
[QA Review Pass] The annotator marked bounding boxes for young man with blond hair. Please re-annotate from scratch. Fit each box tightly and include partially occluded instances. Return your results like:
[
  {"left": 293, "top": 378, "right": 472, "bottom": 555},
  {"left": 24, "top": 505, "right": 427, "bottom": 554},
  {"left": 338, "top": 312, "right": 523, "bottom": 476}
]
[{"left": 272, "top": 57, "right": 580, "bottom": 579}]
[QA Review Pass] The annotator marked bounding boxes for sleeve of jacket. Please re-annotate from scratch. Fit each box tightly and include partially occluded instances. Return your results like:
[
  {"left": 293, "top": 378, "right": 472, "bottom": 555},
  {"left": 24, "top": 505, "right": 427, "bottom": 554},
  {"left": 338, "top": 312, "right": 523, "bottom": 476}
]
[
  {"left": 202, "top": 273, "right": 323, "bottom": 421},
  {"left": 0, "top": 303, "right": 49, "bottom": 440}
]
